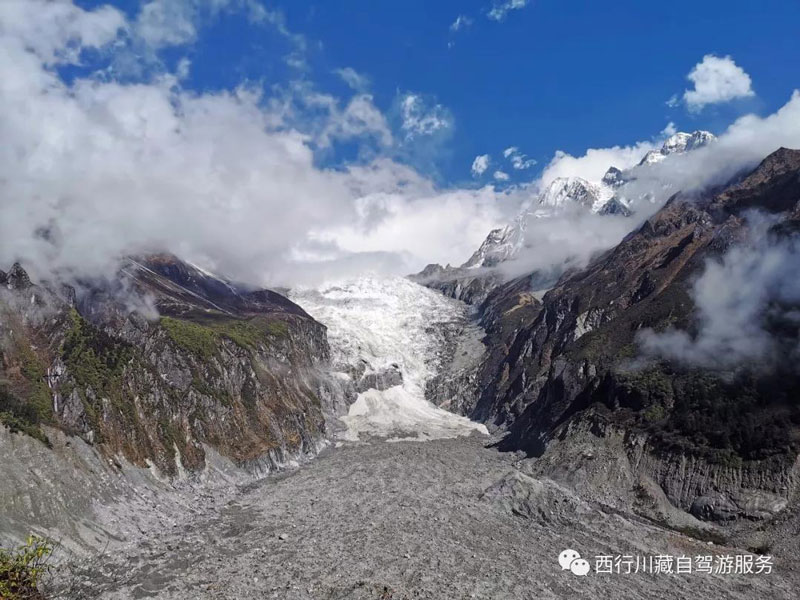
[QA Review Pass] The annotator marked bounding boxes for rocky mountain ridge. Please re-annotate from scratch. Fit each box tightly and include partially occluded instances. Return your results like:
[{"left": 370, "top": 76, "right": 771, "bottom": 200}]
[{"left": 425, "top": 147, "right": 800, "bottom": 538}]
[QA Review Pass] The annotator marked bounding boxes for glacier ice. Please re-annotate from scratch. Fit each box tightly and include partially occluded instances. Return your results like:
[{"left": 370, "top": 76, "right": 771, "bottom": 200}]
[{"left": 290, "top": 277, "right": 488, "bottom": 442}]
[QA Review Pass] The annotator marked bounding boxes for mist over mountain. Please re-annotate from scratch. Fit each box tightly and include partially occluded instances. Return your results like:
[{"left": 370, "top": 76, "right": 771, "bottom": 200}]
[{"left": 3, "top": 2, "right": 800, "bottom": 599}]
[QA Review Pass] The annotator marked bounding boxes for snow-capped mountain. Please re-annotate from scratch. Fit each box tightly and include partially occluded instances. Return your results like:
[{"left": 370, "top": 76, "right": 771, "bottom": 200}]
[
  {"left": 538, "top": 176, "right": 613, "bottom": 211},
  {"left": 462, "top": 217, "right": 527, "bottom": 269},
  {"left": 462, "top": 130, "right": 715, "bottom": 270},
  {"left": 638, "top": 130, "right": 715, "bottom": 166},
  {"left": 462, "top": 177, "right": 610, "bottom": 269}
]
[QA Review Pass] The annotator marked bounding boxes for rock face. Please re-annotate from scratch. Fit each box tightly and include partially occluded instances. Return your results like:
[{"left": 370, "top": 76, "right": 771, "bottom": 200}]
[
  {"left": 0, "top": 254, "right": 345, "bottom": 477},
  {"left": 440, "top": 148, "right": 800, "bottom": 525}
]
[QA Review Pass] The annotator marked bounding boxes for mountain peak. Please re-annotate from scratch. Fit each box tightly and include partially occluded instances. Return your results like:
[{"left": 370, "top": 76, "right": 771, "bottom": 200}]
[
  {"left": 639, "top": 130, "right": 716, "bottom": 166},
  {"left": 538, "top": 176, "right": 610, "bottom": 211},
  {"left": 3, "top": 262, "right": 32, "bottom": 290}
]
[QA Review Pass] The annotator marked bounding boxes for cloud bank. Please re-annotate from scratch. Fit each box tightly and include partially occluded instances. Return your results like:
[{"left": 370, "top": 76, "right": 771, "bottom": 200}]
[{"left": 0, "top": 0, "right": 511, "bottom": 288}]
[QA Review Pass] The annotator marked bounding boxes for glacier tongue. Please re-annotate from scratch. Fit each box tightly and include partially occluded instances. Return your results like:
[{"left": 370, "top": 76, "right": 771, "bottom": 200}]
[{"left": 290, "top": 277, "right": 488, "bottom": 442}]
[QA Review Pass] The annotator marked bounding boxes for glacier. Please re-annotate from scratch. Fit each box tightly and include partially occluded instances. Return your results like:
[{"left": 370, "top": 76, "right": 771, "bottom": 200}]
[{"left": 290, "top": 277, "right": 488, "bottom": 442}]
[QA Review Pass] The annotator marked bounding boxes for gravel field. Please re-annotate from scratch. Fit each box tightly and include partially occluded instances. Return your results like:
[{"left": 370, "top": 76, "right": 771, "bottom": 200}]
[{"left": 50, "top": 434, "right": 798, "bottom": 600}]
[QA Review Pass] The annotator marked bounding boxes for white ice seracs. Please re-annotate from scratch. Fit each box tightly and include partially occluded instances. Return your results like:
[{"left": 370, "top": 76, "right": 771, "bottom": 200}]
[{"left": 290, "top": 277, "right": 488, "bottom": 442}]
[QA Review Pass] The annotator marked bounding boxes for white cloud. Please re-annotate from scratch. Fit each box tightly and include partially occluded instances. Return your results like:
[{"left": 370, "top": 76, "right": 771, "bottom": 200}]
[
  {"left": 493, "top": 170, "right": 510, "bottom": 181},
  {"left": 334, "top": 67, "right": 370, "bottom": 91},
  {"left": 135, "top": 0, "right": 197, "bottom": 48},
  {"left": 398, "top": 93, "right": 453, "bottom": 140},
  {"left": 621, "top": 90, "right": 800, "bottom": 210},
  {"left": 538, "top": 141, "right": 657, "bottom": 188},
  {"left": 488, "top": 0, "right": 529, "bottom": 21},
  {"left": 318, "top": 94, "right": 393, "bottom": 149},
  {"left": 3, "top": 1, "right": 800, "bottom": 294},
  {"left": 471, "top": 154, "right": 490, "bottom": 177},
  {"left": 639, "top": 216, "right": 800, "bottom": 369},
  {"left": 661, "top": 122, "right": 677, "bottom": 137},
  {"left": 503, "top": 146, "right": 537, "bottom": 170},
  {"left": 0, "top": 1, "right": 512, "bottom": 287},
  {"left": 682, "top": 54, "right": 755, "bottom": 112},
  {"left": 450, "top": 15, "right": 473, "bottom": 32},
  {"left": 0, "top": 0, "right": 126, "bottom": 64},
  {"left": 175, "top": 57, "right": 191, "bottom": 80},
  {"left": 319, "top": 180, "right": 512, "bottom": 272}
]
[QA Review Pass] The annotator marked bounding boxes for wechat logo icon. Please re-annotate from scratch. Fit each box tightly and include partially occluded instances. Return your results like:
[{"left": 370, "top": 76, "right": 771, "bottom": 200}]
[{"left": 558, "top": 549, "right": 591, "bottom": 576}]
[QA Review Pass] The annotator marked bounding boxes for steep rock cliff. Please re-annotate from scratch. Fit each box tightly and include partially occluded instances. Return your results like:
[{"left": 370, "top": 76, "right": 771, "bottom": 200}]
[{"left": 0, "top": 255, "right": 345, "bottom": 477}]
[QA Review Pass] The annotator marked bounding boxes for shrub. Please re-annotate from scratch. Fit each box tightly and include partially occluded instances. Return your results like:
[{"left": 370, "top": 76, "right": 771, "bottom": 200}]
[{"left": 0, "top": 536, "right": 52, "bottom": 599}]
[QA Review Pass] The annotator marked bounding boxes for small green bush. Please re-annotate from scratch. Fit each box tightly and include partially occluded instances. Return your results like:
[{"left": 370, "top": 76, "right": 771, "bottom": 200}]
[{"left": 0, "top": 536, "right": 52, "bottom": 599}]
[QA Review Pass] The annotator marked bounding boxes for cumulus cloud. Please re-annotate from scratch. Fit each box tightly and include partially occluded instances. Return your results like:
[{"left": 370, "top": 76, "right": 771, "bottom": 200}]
[
  {"left": 0, "top": 0, "right": 126, "bottom": 64},
  {"left": 493, "top": 170, "right": 510, "bottom": 181},
  {"left": 682, "top": 54, "right": 755, "bottom": 113},
  {"left": 471, "top": 154, "right": 491, "bottom": 177},
  {"left": 503, "top": 146, "right": 537, "bottom": 170},
  {"left": 488, "top": 0, "right": 529, "bottom": 21},
  {"left": 639, "top": 216, "right": 800, "bottom": 370},
  {"left": 135, "top": 0, "right": 197, "bottom": 48},
  {"left": 3, "top": 0, "right": 800, "bottom": 298}
]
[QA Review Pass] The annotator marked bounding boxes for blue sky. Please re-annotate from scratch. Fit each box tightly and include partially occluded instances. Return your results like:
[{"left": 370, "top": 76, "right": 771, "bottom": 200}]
[
  {"left": 77, "top": 0, "right": 800, "bottom": 186},
  {"left": 4, "top": 0, "right": 800, "bottom": 285}
]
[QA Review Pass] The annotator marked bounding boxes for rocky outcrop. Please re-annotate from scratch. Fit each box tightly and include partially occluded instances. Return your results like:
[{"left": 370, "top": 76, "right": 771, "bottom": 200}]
[{"left": 409, "top": 263, "right": 501, "bottom": 306}]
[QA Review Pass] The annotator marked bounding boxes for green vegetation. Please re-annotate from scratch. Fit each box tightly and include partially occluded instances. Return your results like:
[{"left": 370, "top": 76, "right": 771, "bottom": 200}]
[
  {"left": 61, "top": 309, "right": 137, "bottom": 439},
  {"left": 160, "top": 314, "right": 289, "bottom": 357},
  {"left": 208, "top": 317, "right": 288, "bottom": 350},
  {"left": 160, "top": 316, "right": 219, "bottom": 360},
  {"left": 16, "top": 346, "right": 53, "bottom": 425},
  {"left": 655, "top": 369, "right": 799, "bottom": 462},
  {"left": 0, "top": 338, "right": 52, "bottom": 445},
  {"left": 602, "top": 364, "right": 800, "bottom": 464},
  {"left": 0, "top": 536, "right": 52, "bottom": 599},
  {"left": 62, "top": 310, "right": 133, "bottom": 395}
]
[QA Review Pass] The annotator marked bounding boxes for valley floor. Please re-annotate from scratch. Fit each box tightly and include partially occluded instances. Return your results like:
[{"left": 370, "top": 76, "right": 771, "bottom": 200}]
[{"left": 49, "top": 435, "right": 798, "bottom": 600}]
